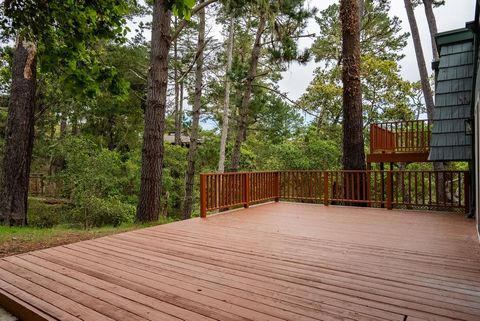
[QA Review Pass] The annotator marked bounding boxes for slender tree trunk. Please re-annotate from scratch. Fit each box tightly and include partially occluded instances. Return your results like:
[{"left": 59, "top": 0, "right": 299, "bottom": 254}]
[
  {"left": 136, "top": 0, "right": 171, "bottom": 222},
  {"left": 173, "top": 17, "right": 182, "bottom": 145},
  {"left": 179, "top": 82, "right": 184, "bottom": 140},
  {"left": 423, "top": 0, "right": 439, "bottom": 61},
  {"left": 231, "top": 15, "right": 266, "bottom": 171},
  {"left": 404, "top": 0, "right": 435, "bottom": 120},
  {"left": 218, "top": 17, "right": 235, "bottom": 173},
  {"left": 405, "top": 0, "right": 445, "bottom": 199},
  {"left": 182, "top": 1, "right": 205, "bottom": 220},
  {"left": 340, "top": 0, "right": 365, "bottom": 170},
  {"left": 0, "top": 38, "right": 37, "bottom": 226},
  {"left": 60, "top": 114, "right": 67, "bottom": 138},
  {"left": 358, "top": 0, "right": 365, "bottom": 23}
]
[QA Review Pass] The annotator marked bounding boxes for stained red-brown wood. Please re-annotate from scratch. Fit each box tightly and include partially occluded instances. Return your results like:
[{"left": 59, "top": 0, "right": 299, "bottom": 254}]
[{"left": 1, "top": 203, "right": 479, "bottom": 321}]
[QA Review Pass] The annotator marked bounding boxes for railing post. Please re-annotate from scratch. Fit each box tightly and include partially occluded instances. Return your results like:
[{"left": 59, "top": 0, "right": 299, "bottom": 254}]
[
  {"left": 386, "top": 170, "right": 393, "bottom": 210},
  {"left": 275, "top": 171, "right": 280, "bottom": 202},
  {"left": 244, "top": 173, "right": 250, "bottom": 208},
  {"left": 200, "top": 174, "right": 207, "bottom": 218},
  {"left": 324, "top": 172, "right": 329, "bottom": 206},
  {"left": 464, "top": 171, "right": 470, "bottom": 215}
]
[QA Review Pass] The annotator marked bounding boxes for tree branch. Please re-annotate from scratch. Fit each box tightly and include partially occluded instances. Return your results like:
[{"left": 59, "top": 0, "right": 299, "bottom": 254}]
[
  {"left": 170, "top": 0, "right": 218, "bottom": 43},
  {"left": 252, "top": 84, "right": 317, "bottom": 117}
]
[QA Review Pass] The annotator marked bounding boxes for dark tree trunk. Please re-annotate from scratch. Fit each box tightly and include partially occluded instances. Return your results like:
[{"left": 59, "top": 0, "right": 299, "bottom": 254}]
[
  {"left": 230, "top": 16, "right": 266, "bottom": 171},
  {"left": 0, "top": 38, "right": 37, "bottom": 226},
  {"left": 423, "top": 0, "right": 439, "bottom": 61},
  {"left": 182, "top": 0, "right": 205, "bottom": 220},
  {"left": 340, "top": 0, "right": 365, "bottom": 171},
  {"left": 404, "top": 0, "right": 435, "bottom": 120},
  {"left": 136, "top": 0, "right": 171, "bottom": 222}
]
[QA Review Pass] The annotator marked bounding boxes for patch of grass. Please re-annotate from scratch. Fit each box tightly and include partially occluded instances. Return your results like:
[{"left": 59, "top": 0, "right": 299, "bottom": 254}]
[{"left": 0, "top": 218, "right": 174, "bottom": 258}]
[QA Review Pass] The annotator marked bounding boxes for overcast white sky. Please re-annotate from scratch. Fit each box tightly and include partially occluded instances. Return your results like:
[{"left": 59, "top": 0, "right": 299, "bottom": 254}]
[{"left": 279, "top": 0, "right": 475, "bottom": 100}]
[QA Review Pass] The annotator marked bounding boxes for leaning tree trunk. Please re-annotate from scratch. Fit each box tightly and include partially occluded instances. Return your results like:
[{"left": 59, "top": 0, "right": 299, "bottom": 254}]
[
  {"left": 136, "top": 0, "right": 171, "bottom": 222},
  {"left": 230, "top": 16, "right": 266, "bottom": 171},
  {"left": 405, "top": 0, "right": 445, "bottom": 200},
  {"left": 340, "top": 0, "right": 365, "bottom": 171},
  {"left": 218, "top": 17, "right": 235, "bottom": 173},
  {"left": 422, "top": 0, "right": 445, "bottom": 175},
  {"left": 182, "top": 1, "right": 205, "bottom": 220},
  {"left": 0, "top": 38, "right": 37, "bottom": 226},
  {"left": 423, "top": 0, "right": 439, "bottom": 61},
  {"left": 404, "top": 0, "right": 435, "bottom": 120}
]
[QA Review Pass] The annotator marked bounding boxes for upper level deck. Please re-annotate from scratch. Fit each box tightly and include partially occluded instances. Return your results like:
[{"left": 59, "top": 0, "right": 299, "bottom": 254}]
[{"left": 368, "top": 120, "right": 431, "bottom": 163}]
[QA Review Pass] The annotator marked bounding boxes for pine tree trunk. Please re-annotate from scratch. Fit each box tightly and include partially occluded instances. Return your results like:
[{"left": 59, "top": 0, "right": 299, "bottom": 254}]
[
  {"left": 0, "top": 38, "right": 37, "bottom": 226},
  {"left": 218, "top": 17, "right": 235, "bottom": 173},
  {"left": 423, "top": 0, "right": 439, "bottom": 61},
  {"left": 340, "top": 0, "right": 365, "bottom": 171},
  {"left": 404, "top": 0, "right": 435, "bottom": 120},
  {"left": 136, "top": 0, "right": 171, "bottom": 222},
  {"left": 182, "top": 1, "right": 205, "bottom": 220},
  {"left": 231, "top": 16, "right": 266, "bottom": 171}
]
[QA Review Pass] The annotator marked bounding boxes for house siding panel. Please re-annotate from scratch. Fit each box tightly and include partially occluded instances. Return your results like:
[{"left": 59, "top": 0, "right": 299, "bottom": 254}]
[{"left": 429, "top": 29, "right": 474, "bottom": 162}]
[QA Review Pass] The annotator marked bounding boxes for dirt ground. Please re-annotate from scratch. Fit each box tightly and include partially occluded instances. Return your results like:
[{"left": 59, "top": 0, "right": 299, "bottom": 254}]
[{"left": 0, "top": 226, "right": 143, "bottom": 258}]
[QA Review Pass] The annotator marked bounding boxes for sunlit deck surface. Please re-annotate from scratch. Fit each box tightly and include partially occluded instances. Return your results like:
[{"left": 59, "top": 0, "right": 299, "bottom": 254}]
[{"left": 1, "top": 202, "right": 480, "bottom": 321}]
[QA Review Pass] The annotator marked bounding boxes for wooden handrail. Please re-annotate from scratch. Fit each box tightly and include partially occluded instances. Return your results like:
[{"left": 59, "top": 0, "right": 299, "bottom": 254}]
[
  {"left": 200, "top": 169, "right": 470, "bottom": 217},
  {"left": 370, "top": 120, "right": 431, "bottom": 154}
]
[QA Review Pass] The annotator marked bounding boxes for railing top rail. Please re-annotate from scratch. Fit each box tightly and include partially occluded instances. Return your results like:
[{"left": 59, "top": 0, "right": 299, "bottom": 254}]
[
  {"left": 371, "top": 119, "right": 431, "bottom": 126},
  {"left": 201, "top": 170, "right": 280, "bottom": 176},
  {"left": 201, "top": 169, "right": 469, "bottom": 175}
]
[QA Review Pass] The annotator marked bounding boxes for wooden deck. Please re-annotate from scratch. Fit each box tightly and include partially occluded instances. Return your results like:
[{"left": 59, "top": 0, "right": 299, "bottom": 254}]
[{"left": 1, "top": 203, "right": 480, "bottom": 321}]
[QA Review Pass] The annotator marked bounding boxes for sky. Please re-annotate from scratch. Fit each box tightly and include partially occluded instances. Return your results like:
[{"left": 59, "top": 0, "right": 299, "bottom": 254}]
[{"left": 279, "top": 0, "right": 475, "bottom": 100}]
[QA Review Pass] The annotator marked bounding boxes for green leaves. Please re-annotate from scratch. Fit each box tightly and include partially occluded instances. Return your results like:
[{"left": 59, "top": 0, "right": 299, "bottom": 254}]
[
  {"left": 170, "top": 0, "right": 196, "bottom": 19},
  {"left": 1, "top": 0, "right": 134, "bottom": 98}
]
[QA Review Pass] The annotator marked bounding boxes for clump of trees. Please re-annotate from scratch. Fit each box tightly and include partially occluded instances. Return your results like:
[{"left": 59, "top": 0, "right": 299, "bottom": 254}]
[{"left": 0, "top": 0, "right": 444, "bottom": 226}]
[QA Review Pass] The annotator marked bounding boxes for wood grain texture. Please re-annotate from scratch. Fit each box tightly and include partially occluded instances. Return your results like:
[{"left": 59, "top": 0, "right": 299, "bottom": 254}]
[{"left": 1, "top": 203, "right": 479, "bottom": 320}]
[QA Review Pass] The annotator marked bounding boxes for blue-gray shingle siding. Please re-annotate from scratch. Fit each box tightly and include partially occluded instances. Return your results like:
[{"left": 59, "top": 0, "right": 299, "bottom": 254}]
[{"left": 429, "top": 30, "right": 474, "bottom": 161}]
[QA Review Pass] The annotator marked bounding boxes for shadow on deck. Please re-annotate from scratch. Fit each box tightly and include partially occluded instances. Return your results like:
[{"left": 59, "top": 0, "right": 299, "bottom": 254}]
[{"left": 0, "top": 202, "right": 479, "bottom": 321}]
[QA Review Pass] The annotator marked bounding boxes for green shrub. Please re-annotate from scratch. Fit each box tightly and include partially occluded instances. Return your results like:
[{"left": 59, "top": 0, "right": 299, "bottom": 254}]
[
  {"left": 27, "top": 198, "right": 64, "bottom": 228},
  {"left": 65, "top": 196, "right": 135, "bottom": 228}
]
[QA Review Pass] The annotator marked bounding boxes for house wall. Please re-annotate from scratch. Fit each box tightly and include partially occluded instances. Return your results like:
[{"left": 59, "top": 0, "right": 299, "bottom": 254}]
[
  {"left": 476, "top": 73, "right": 479, "bottom": 237},
  {"left": 475, "top": 1, "right": 480, "bottom": 239}
]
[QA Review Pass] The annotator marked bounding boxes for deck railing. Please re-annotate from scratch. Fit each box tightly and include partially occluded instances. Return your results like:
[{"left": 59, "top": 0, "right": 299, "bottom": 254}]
[
  {"left": 200, "top": 170, "right": 470, "bottom": 217},
  {"left": 370, "top": 120, "right": 431, "bottom": 154}
]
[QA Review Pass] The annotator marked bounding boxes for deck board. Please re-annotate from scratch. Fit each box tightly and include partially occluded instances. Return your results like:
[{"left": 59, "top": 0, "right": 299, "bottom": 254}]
[{"left": 1, "top": 203, "right": 480, "bottom": 321}]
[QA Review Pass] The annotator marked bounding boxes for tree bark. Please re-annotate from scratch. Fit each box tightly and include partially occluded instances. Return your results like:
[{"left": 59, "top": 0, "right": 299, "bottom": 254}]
[
  {"left": 404, "top": 0, "right": 435, "bottom": 120},
  {"left": 136, "top": 0, "right": 171, "bottom": 222},
  {"left": 0, "top": 38, "right": 37, "bottom": 226},
  {"left": 231, "top": 16, "right": 266, "bottom": 171},
  {"left": 340, "top": 0, "right": 365, "bottom": 170},
  {"left": 423, "top": 0, "right": 439, "bottom": 61},
  {"left": 182, "top": 0, "right": 205, "bottom": 220},
  {"left": 218, "top": 17, "right": 235, "bottom": 173}
]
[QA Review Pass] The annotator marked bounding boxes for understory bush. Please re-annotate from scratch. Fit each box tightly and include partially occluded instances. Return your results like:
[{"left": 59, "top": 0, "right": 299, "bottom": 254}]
[
  {"left": 28, "top": 199, "right": 65, "bottom": 228},
  {"left": 65, "top": 196, "right": 135, "bottom": 228}
]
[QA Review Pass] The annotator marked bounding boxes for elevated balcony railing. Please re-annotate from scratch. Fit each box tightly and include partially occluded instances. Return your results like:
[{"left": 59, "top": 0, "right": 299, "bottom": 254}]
[
  {"left": 370, "top": 120, "right": 431, "bottom": 154},
  {"left": 200, "top": 170, "right": 470, "bottom": 217}
]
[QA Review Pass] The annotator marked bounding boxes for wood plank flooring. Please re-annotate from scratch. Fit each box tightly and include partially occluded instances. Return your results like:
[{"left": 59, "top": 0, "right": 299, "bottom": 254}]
[{"left": 1, "top": 202, "right": 480, "bottom": 321}]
